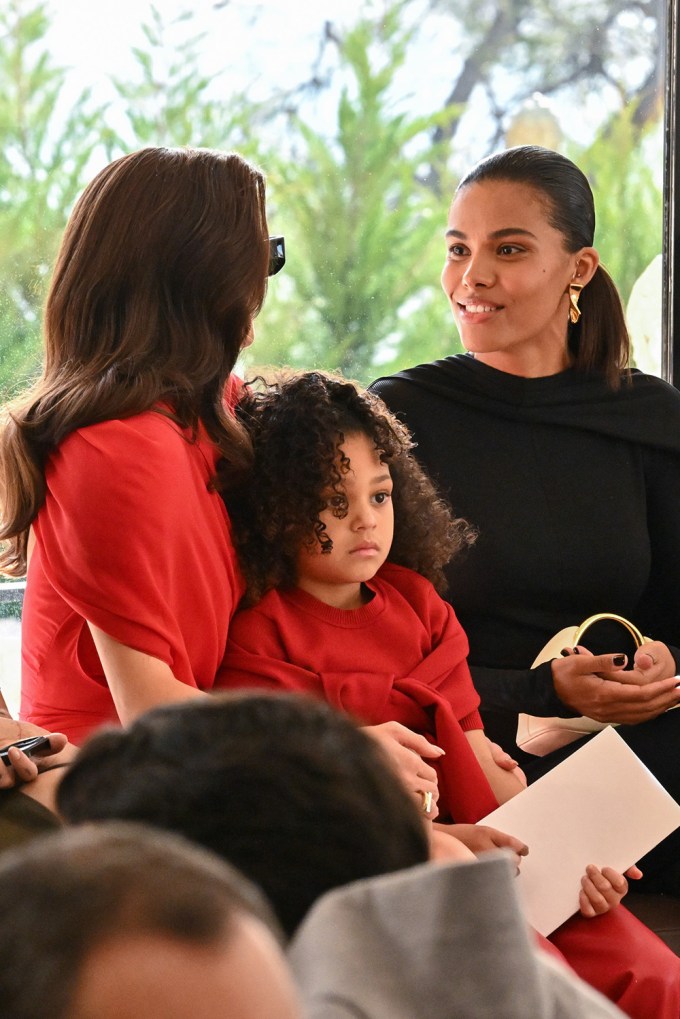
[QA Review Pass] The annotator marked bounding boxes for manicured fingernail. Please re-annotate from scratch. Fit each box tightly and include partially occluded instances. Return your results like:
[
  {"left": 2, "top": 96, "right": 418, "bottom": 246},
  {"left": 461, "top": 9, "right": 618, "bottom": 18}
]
[
  {"left": 572, "top": 647, "right": 580, "bottom": 655},
  {"left": 560, "top": 648, "right": 571, "bottom": 657},
  {"left": 613, "top": 654, "right": 626, "bottom": 666},
  {"left": 430, "top": 745, "right": 446, "bottom": 756}
]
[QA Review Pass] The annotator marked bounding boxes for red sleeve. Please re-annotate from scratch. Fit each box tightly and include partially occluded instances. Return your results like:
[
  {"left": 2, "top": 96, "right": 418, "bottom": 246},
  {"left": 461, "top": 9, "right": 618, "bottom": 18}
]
[
  {"left": 218, "top": 606, "right": 327, "bottom": 696},
  {"left": 459, "top": 709, "right": 484, "bottom": 732},
  {"left": 379, "top": 564, "right": 481, "bottom": 723},
  {"left": 35, "top": 414, "right": 241, "bottom": 679},
  {"left": 220, "top": 605, "right": 404, "bottom": 718},
  {"left": 221, "top": 611, "right": 322, "bottom": 692}
]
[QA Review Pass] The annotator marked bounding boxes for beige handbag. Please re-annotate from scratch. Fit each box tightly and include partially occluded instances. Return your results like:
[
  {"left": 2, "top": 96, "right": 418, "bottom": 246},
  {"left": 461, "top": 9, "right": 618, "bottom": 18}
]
[{"left": 516, "top": 613, "right": 650, "bottom": 757}]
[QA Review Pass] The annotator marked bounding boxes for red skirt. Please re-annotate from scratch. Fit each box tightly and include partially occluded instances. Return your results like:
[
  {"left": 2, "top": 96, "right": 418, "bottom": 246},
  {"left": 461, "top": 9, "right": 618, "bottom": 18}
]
[{"left": 536, "top": 906, "right": 680, "bottom": 1018}]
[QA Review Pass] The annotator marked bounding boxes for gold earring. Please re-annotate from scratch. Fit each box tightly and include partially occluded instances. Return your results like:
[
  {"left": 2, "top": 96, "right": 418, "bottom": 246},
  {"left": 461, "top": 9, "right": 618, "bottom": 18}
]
[{"left": 568, "top": 282, "right": 583, "bottom": 324}]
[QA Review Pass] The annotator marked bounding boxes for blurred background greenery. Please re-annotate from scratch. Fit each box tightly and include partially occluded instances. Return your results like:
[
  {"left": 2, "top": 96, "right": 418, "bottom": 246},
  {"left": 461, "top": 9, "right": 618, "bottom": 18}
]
[{"left": 0, "top": 0, "right": 665, "bottom": 397}]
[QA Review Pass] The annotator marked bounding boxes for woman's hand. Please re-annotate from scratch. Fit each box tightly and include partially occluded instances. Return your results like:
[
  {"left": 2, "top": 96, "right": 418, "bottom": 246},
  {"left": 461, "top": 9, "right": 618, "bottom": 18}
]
[
  {"left": 0, "top": 715, "right": 75, "bottom": 814},
  {"left": 438, "top": 822, "right": 529, "bottom": 870},
  {"left": 363, "top": 721, "right": 442, "bottom": 819},
  {"left": 611, "top": 641, "right": 677, "bottom": 686},
  {"left": 0, "top": 729, "right": 70, "bottom": 788},
  {"left": 465, "top": 730, "right": 526, "bottom": 803},
  {"left": 578, "top": 864, "right": 641, "bottom": 917},
  {"left": 551, "top": 648, "right": 680, "bottom": 724},
  {"left": 0, "top": 707, "right": 77, "bottom": 788},
  {"left": 486, "top": 738, "right": 527, "bottom": 787}
]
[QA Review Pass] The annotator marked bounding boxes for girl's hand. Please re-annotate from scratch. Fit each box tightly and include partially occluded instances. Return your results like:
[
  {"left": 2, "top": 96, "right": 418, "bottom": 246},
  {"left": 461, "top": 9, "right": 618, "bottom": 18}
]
[
  {"left": 578, "top": 864, "right": 641, "bottom": 917},
  {"left": 363, "top": 721, "right": 443, "bottom": 819},
  {"left": 427, "top": 824, "right": 477, "bottom": 862},
  {"left": 437, "top": 822, "right": 529, "bottom": 870},
  {"left": 486, "top": 738, "right": 527, "bottom": 787}
]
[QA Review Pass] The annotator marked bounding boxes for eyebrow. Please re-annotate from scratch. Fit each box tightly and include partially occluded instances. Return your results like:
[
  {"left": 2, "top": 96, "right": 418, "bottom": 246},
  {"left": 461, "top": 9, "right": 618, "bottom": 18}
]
[
  {"left": 332, "top": 471, "right": 392, "bottom": 489},
  {"left": 445, "top": 227, "right": 538, "bottom": 240}
]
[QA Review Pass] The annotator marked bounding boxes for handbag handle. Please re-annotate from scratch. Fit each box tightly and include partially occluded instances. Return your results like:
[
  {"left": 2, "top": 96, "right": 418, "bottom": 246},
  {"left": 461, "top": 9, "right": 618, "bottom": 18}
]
[{"left": 573, "top": 612, "right": 644, "bottom": 648}]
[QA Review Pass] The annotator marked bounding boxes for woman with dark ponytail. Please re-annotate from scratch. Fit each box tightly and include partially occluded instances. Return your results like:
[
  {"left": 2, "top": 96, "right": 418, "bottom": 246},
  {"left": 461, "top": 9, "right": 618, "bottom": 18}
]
[
  {"left": 372, "top": 145, "right": 680, "bottom": 896},
  {"left": 451, "top": 145, "right": 632, "bottom": 387},
  {"left": 0, "top": 146, "right": 280, "bottom": 745}
]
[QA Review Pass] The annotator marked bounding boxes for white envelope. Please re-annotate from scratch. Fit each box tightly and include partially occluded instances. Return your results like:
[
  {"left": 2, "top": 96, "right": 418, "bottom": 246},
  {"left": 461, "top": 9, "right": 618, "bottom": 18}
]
[{"left": 478, "top": 726, "right": 680, "bottom": 936}]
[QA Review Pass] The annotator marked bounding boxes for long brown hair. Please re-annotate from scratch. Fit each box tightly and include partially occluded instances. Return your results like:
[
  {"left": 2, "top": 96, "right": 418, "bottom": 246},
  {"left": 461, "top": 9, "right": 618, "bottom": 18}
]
[
  {"left": 458, "top": 145, "right": 630, "bottom": 388},
  {"left": 0, "top": 146, "right": 269, "bottom": 575}
]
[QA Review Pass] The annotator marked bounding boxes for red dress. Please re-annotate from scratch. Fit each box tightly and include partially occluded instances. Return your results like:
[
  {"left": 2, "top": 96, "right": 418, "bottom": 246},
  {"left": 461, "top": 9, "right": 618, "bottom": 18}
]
[
  {"left": 22, "top": 409, "right": 244, "bottom": 744},
  {"left": 219, "top": 562, "right": 680, "bottom": 1019}
]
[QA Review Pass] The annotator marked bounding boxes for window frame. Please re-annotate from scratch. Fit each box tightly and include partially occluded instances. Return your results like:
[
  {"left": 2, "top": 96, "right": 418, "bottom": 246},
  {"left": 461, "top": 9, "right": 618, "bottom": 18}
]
[{"left": 664, "top": 0, "right": 680, "bottom": 385}]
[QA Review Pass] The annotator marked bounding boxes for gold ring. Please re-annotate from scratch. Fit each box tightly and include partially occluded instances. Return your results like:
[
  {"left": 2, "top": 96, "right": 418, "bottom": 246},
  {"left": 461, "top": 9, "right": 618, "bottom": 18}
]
[{"left": 421, "top": 791, "right": 433, "bottom": 814}]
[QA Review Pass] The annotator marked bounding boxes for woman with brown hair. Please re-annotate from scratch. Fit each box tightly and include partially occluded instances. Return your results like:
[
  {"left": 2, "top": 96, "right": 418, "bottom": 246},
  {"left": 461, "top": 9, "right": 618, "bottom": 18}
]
[{"left": 0, "top": 145, "right": 281, "bottom": 745}]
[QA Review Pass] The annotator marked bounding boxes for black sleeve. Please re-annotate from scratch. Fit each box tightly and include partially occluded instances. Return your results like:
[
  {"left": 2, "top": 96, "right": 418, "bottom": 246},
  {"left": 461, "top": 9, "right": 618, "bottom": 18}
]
[
  {"left": 670, "top": 647, "right": 680, "bottom": 674},
  {"left": 638, "top": 446, "right": 680, "bottom": 666},
  {"left": 470, "top": 660, "right": 580, "bottom": 717}
]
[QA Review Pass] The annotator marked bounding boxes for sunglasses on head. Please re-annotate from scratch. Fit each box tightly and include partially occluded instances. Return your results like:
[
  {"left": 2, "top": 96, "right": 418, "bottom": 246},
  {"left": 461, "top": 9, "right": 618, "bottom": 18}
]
[{"left": 268, "top": 235, "right": 286, "bottom": 276}]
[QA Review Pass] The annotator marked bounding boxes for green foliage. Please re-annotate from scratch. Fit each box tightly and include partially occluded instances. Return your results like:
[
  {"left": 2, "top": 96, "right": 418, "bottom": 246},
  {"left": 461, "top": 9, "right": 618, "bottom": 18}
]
[
  {"left": 110, "top": 5, "right": 256, "bottom": 155},
  {"left": 0, "top": 0, "right": 104, "bottom": 399},
  {"left": 0, "top": 0, "right": 667, "bottom": 397},
  {"left": 372, "top": 286, "right": 463, "bottom": 378},
  {"left": 0, "top": 2, "right": 263, "bottom": 403},
  {"left": 427, "top": 0, "right": 662, "bottom": 144},
  {"left": 245, "top": 10, "right": 458, "bottom": 384},
  {"left": 574, "top": 111, "right": 662, "bottom": 305}
]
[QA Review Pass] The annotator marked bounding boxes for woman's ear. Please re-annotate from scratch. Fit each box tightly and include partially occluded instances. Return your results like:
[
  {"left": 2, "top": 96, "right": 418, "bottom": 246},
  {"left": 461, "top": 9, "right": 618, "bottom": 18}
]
[
  {"left": 572, "top": 247, "right": 599, "bottom": 286},
  {"left": 241, "top": 321, "right": 255, "bottom": 350}
]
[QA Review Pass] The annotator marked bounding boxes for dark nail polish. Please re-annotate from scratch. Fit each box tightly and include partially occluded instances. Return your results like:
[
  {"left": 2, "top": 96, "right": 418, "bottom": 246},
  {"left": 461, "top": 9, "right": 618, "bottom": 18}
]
[
  {"left": 572, "top": 647, "right": 580, "bottom": 655},
  {"left": 613, "top": 654, "right": 626, "bottom": 666},
  {"left": 560, "top": 648, "right": 571, "bottom": 657}
]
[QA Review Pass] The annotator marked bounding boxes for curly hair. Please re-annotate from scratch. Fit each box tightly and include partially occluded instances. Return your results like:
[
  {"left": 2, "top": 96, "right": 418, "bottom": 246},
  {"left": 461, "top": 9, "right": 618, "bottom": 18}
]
[{"left": 222, "top": 370, "right": 474, "bottom": 604}]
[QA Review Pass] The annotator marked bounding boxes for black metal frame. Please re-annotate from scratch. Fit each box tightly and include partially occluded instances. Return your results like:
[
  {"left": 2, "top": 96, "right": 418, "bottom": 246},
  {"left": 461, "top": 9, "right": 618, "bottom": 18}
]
[{"left": 664, "top": 0, "right": 680, "bottom": 386}]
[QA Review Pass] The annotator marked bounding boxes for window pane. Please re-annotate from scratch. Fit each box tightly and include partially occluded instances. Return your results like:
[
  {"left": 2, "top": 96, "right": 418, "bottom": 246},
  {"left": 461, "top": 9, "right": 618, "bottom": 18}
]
[{"left": 0, "top": 0, "right": 667, "bottom": 395}]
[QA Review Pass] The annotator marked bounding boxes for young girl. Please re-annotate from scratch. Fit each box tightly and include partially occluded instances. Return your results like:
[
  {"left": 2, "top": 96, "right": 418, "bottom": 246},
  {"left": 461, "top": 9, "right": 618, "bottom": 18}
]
[{"left": 218, "top": 370, "right": 680, "bottom": 1018}]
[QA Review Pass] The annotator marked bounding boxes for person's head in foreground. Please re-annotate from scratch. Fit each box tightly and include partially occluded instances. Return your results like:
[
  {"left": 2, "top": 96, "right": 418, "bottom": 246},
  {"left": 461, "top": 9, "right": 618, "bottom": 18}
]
[
  {"left": 57, "top": 693, "right": 430, "bottom": 937},
  {"left": 225, "top": 369, "right": 474, "bottom": 607},
  {"left": 444, "top": 144, "right": 630, "bottom": 387},
  {"left": 0, "top": 821, "right": 302, "bottom": 1019}
]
